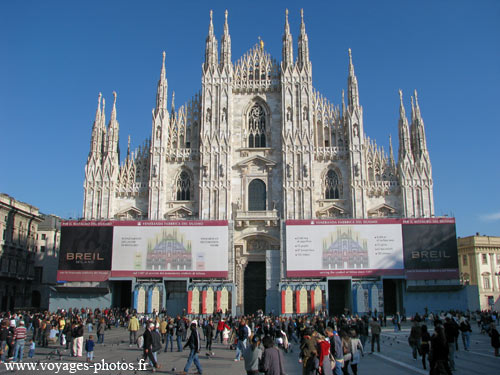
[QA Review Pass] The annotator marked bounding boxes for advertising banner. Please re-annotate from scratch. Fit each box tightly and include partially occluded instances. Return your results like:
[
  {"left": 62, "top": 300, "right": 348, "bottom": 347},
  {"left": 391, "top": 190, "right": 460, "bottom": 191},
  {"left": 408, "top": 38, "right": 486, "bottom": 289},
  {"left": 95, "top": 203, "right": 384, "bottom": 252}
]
[
  {"left": 286, "top": 219, "right": 404, "bottom": 277},
  {"left": 111, "top": 220, "right": 228, "bottom": 278},
  {"left": 57, "top": 222, "right": 113, "bottom": 281},
  {"left": 402, "top": 218, "right": 459, "bottom": 280}
]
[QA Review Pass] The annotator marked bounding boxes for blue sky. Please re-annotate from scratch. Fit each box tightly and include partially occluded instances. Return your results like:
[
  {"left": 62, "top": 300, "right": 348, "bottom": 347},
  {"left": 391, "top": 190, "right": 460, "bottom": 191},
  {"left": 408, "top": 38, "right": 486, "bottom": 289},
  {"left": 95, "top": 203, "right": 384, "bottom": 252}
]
[{"left": 1, "top": 0, "right": 499, "bottom": 237}]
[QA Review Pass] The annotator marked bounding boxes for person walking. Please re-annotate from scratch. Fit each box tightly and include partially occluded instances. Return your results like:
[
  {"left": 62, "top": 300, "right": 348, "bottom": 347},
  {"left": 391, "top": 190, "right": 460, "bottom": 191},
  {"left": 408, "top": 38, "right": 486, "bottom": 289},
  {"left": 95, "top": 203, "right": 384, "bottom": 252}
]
[
  {"left": 420, "top": 324, "right": 431, "bottom": 370},
  {"left": 128, "top": 314, "right": 140, "bottom": 346},
  {"left": 143, "top": 323, "right": 161, "bottom": 371},
  {"left": 409, "top": 319, "right": 422, "bottom": 360},
  {"left": 317, "top": 334, "right": 333, "bottom": 375},
  {"left": 304, "top": 349, "right": 319, "bottom": 375},
  {"left": 12, "top": 321, "right": 27, "bottom": 363},
  {"left": 369, "top": 317, "right": 381, "bottom": 353},
  {"left": 180, "top": 321, "right": 202, "bottom": 375},
  {"left": 159, "top": 318, "right": 167, "bottom": 344},
  {"left": 393, "top": 312, "right": 401, "bottom": 332},
  {"left": 0, "top": 320, "right": 9, "bottom": 363},
  {"left": 459, "top": 317, "right": 472, "bottom": 351},
  {"left": 260, "top": 335, "right": 286, "bottom": 375},
  {"left": 299, "top": 328, "right": 316, "bottom": 375},
  {"left": 176, "top": 316, "right": 186, "bottom": 352},
  {"left": 349, "top": 329, "right": 364, "bottom": 375},
  {"left": 85, "top": 335, "right": 95, "bottom": 363},
  {"left": 73, "top": 320, "right": 84, "bottom": 357},
  {"left": 164, "top": 318, "right": 174, "bottom": 353},
  {"left": 150, "top": 325, "right": 162, "bottom": 368},
  {"left": 489, "top": 323, "right": 500, "bottom": 357},
  {"left": 97, "top": 318, "right": 105, "bottom": 344},
  {"left": 340, "top": 330, "right": 352, "bottom": 375},
  {"left": 326, "top": 327, "right": 344, "bottom": 375},
  {"left": 27, "top": 339, "right": 35, "bottom": 359},
  {"left": 242, "top": 335, "right": 262, "bottom": 375},
  {"left": 444, "top": 316, "right": 458, "bottom": 371},
  {"left": 64, "top": 321, "right": 74, "bottom": 354},
  {"left": 215, "top": 318, "right": 224, "bottom": 343},
  {"left": 205, "top": 318, "right": 215, "bottom": 356},
  {"left": 429, "top": 325, "right": 452, "bottom": 375},
  {"left": 235, "top": 318, "right": 249, "bottom": 361}
]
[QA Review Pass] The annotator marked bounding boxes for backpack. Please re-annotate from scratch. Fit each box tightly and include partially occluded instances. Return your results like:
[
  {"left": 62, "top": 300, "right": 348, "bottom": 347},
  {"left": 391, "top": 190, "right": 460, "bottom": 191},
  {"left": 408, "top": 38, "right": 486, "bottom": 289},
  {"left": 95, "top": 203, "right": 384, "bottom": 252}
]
[{"left": 136, "top": 334, "right": 144, "bottom": 348}]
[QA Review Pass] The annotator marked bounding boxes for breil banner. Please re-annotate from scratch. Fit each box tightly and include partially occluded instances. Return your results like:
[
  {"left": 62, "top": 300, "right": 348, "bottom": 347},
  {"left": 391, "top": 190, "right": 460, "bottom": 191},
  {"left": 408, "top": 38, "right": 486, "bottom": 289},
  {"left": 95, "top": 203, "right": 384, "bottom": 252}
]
[
  {"left": 402, "top": 218, "right": 459, "bottom": 280},
  {"left": 285, "top": 218, "right": 459, "bottom": 280},
  {"left": 57, "top": 220, "right": 229, "bottom": 281},
  {"left": 57, "top": 223, "right": 113, "bottom": 281}
]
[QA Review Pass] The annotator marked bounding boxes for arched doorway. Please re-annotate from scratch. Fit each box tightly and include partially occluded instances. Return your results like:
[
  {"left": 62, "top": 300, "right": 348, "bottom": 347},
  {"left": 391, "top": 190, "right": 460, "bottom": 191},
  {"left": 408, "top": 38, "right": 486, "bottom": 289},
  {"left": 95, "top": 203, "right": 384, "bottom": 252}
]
[
  {"left": 244, "top": 262, "right": 266, "bottom": 314},
  {"left": 32, "top": 290, "right": 41, "bottom": 308},
  {"left": 248, "top": 179, "right": 266, "bottom": 211}
]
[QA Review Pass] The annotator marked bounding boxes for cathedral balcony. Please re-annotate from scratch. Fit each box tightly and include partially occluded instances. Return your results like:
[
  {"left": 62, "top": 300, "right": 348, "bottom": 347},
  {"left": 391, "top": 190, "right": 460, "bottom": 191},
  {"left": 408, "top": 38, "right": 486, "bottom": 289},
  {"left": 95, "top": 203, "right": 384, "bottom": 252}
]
[
  {"left": 234, "top": 209, "right": 279, "bottom": 228},
  {"left": 165, "top": 148, "right": 198, "bottom": 162},
  {"left": 315, "top": 146, "right": 348, "bottom": 161},
  {"left": 366, "top": 180, "right": 400, "bottom": 197}
]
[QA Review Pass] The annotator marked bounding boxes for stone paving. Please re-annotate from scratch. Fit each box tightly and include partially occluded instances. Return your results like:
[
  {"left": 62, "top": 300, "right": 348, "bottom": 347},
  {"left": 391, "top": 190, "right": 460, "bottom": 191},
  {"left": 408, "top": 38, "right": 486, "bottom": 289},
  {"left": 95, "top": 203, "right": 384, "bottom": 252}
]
[{"left": 1, "top": 323, "right": 499, "bottom": 374}]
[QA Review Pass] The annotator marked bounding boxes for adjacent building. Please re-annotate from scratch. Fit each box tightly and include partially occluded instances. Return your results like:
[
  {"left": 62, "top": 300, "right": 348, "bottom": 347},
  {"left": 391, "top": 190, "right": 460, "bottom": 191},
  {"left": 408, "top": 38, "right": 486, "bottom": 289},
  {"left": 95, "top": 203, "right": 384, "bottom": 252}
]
[
  {"left": 0, "top": 193, "right": 42, "bottom": 310},
  {"left": 458, "top": 234, "right": 500, "bottom": 310},
  {"left": 33, "top": 214, "right": 61, "bottom": 310}
]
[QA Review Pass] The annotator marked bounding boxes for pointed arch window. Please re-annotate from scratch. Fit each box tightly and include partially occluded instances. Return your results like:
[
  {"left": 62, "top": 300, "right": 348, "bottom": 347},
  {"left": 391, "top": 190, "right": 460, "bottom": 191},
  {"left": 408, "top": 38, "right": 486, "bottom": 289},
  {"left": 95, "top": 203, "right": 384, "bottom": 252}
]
[
  {"left": 248, "top": 179, "right": 266, "bottom": 211},
  {"left": 248, "top": 104, "right": 266, "bottom": 147},
  {"left": 325, "top": 170, "right": 340, "bottom": 199},
  {"left": 176, "top": 171, "right": 192, "bottom": 201}
]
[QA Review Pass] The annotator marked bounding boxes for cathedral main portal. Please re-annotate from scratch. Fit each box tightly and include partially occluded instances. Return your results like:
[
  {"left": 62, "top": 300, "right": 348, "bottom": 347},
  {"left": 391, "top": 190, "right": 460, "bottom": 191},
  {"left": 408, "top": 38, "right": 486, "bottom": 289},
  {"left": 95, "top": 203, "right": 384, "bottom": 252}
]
[{"left": 244, "top": 262, "right": 266, "bottom": 314}]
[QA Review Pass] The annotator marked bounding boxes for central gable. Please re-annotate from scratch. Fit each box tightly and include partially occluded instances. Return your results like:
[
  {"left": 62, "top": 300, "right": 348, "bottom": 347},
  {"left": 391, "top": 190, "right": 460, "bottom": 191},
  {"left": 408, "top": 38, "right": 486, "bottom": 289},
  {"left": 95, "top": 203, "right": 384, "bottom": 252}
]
[{"left": 233, "top": 44, "right": 280, "bottom": 93}]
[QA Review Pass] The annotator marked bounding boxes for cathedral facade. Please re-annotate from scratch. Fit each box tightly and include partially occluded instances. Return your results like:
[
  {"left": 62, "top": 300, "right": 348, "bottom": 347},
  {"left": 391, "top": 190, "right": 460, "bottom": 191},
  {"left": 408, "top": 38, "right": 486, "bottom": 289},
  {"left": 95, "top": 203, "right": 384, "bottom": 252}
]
[{"left": 82, "top": 10, "right": 434, "bottom": 314}]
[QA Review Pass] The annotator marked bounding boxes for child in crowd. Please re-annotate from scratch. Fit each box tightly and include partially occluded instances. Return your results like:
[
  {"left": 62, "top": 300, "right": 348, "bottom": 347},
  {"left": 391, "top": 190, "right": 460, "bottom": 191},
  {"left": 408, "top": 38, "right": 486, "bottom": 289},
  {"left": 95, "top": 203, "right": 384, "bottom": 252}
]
[
  {"left": 28, "top": 339, "right": 35, "bottom": 359},
  {"left": 85, "top": 335, "right": 95, "bottom": 362}
]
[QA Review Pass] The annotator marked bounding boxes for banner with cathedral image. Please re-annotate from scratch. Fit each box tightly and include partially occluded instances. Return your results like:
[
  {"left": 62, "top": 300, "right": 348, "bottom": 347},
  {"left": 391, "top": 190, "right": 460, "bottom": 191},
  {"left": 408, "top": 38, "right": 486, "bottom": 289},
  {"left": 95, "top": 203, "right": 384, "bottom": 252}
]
[
  {"left": 286, "top": 219, "right": 404, "bottom": 277},
  {"left": 111, "top": 220, "right": 229, "bottom": 278}
]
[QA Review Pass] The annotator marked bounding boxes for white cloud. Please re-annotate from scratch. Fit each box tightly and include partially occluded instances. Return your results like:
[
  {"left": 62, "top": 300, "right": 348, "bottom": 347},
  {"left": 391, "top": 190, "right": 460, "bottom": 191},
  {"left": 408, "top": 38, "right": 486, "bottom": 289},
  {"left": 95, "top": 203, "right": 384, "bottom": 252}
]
[{"left": 480, "top": 212, "right": 500, "bottom": 221}]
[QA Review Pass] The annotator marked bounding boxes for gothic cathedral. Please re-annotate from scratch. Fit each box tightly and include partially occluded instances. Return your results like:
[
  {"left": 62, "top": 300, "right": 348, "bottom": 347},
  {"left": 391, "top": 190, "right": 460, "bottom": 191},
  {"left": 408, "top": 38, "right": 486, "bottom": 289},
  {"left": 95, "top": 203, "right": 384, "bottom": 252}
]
[{"left": 83, "top": 10, "right": 434, "bottom": 313}]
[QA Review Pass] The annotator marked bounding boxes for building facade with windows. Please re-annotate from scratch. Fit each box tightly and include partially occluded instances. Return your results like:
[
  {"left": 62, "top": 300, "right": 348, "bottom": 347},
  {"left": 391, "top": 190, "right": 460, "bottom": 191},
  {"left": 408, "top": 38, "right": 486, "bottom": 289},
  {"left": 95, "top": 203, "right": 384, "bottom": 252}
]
[
  {"left": 0, "top": 193, "right": 42, "bottom": 311},
  {"left": 458, "top": 235, "right": 500, "bottom": 310},
  {"left": 33, "top": 215, "right": 61, "bottom": 310},
  {"left": 80, "top": 10, "right": 436, "bottom": 315}
]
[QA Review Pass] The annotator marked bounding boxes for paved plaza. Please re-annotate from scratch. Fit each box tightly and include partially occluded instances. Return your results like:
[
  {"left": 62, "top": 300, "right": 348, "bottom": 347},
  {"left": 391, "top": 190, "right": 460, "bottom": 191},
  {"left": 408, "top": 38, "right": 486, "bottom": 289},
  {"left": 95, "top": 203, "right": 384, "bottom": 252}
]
[{"left": 1, "top": 323, "right": 499, "bottom": 375}]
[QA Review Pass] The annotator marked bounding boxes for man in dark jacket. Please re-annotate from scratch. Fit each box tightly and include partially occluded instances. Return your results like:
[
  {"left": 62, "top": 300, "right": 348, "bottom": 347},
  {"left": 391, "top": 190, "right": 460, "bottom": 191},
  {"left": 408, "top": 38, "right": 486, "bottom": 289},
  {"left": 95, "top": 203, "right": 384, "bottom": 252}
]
[
  {"left": 235, "top": 318, "right": 249, "bottom": 361},
  {"left": 176, "top": 316, "right": 185, "bottom": 352},
  {"left": 205, "top": 319, "right": 215, "bottom": 355},
  {"left": 143, "top": 323, "right": 160, "bottom": 370},
  {"left": 181, "top": 321, "right": 202, "bottom": 375},
  {"left": 261, "top": 335, "right": 286, "bottom": 375},
  {"left": 444, "top": 316, "right": 459, "bottom": 371},
  {"left": 300, "top": 328, "right": 316, "bottom": 375},
  {"left": 326, "top": 327, "right": 343, "bottom": 375}
]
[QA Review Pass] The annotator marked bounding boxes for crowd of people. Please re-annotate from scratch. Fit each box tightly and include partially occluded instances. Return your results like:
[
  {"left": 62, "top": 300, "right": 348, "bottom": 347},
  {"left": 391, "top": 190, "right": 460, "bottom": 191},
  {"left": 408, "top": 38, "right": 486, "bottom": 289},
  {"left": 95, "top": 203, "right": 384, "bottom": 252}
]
[{"left": 0, "top": 308, "right": 498, "bottom": 375}]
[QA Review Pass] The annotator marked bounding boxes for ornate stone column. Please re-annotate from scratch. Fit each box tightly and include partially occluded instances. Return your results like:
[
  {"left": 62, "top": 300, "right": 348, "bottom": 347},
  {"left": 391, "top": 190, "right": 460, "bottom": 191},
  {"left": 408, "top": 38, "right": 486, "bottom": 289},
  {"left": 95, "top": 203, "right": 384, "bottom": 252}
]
[{"left": 235, "top": 257, "right": 248, "bottom": 313}]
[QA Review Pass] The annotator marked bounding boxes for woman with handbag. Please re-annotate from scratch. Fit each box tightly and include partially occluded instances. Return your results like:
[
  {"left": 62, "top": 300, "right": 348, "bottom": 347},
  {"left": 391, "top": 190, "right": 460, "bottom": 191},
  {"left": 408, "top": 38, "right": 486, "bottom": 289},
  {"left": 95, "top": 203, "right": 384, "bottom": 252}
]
[
  {"left": 349, "top": 330, "right": 363, "bottom": 375},
  {"left": 340, "top": 331, "right": 352, "bottom": 375},
  {"left": 317, "top": 335, "right": 332, "bottom": 375}
]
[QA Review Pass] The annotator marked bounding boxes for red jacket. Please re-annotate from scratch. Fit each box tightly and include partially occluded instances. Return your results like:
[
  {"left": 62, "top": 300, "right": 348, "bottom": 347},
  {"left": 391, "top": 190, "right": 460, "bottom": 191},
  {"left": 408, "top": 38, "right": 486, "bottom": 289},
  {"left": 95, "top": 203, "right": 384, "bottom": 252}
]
[
  {"left": 318, "top": 340, "right": 330, "bottom": 367},
  {"left": 217, "top": 320, "right": 225, "bottom": 331}
]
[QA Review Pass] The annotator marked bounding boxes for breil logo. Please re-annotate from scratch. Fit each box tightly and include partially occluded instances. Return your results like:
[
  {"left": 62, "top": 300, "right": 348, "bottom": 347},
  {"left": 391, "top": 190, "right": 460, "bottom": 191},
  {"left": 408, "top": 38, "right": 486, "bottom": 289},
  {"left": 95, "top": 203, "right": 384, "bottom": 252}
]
[
  {"left": 66, "top": 252, "right": 104, "bottom": 261},
  {"left": 411, "top": 250, "right": 450, "bottom": 259}
]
